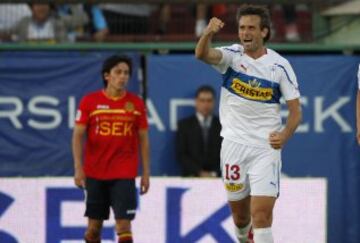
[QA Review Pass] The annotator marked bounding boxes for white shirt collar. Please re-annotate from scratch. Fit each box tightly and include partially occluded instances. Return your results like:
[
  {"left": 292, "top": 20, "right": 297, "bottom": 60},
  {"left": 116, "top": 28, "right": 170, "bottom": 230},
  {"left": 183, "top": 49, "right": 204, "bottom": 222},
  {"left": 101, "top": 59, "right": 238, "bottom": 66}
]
[{"left": 196, "top": 112, "right": 212, "bottom": 126}]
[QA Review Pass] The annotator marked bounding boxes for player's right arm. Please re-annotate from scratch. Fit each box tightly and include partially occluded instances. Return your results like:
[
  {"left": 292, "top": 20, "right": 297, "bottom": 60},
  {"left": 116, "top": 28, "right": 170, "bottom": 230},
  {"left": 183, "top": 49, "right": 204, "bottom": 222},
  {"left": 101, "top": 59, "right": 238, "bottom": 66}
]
[
  {"left": 195, "top": 17, "right": 224, "bottom": 65},
  {"left": 72, "top": 124, "right": 87, "bottom": 188}
]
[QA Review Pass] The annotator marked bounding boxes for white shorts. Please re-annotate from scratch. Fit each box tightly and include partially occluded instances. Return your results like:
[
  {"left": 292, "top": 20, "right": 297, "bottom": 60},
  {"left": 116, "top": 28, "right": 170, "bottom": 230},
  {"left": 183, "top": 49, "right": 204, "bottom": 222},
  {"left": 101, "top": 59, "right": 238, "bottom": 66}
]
[{"left": 220, "top": 139, "right": 282, "bottom": 201}]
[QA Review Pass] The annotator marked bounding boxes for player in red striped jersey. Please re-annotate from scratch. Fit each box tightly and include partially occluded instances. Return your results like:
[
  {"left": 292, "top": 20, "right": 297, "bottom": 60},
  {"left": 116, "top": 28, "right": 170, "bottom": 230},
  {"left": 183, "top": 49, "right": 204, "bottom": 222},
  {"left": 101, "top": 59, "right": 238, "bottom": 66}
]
[{"left": 72, "top": 55, "right": 150, "bottom": 243}]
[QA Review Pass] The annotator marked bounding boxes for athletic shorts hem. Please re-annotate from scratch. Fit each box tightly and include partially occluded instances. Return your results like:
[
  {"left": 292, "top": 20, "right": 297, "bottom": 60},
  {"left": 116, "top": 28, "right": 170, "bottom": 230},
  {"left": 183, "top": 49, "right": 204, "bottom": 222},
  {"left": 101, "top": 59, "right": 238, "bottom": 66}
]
[
  {"left": 85, "top": 214, "right": 110, "bottom": 220},
  {"left": 114, "top": 215, "right": 136, "bottom": 221},
  {"left": 250, "top": 192, "right": 278, "bottom": 198}
]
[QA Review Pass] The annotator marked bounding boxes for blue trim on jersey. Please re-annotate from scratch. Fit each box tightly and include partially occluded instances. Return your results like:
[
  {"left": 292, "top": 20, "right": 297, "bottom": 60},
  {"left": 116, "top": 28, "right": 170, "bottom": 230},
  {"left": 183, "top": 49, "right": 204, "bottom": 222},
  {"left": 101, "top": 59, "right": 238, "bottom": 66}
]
[
  {"left": 274, "top": 63, "right": 297, "bottom": 88},
  {"left": 224, "top": 48, "right": 241, "bottom": 53},
  {"left": 222, "top": 67, "right": 281, "bottom": 104}
]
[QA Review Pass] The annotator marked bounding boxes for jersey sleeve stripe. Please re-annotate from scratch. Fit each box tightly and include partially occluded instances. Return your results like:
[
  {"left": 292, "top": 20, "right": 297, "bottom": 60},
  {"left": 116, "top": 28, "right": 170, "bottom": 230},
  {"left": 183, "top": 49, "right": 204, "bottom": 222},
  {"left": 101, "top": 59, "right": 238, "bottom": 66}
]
[
  {"left": 275, "top": 63, "right": 298, "bottom": 89},
  {"left": 224, "top": 47, "right": 241, "bottom": 53}
]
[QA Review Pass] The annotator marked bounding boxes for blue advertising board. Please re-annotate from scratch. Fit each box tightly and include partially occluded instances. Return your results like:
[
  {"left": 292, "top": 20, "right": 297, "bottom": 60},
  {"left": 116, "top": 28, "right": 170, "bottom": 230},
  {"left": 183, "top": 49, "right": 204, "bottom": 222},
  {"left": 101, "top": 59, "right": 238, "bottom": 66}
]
[
  {"left": 1, "top": 52, "right": 360, "bottom": 242},
  {"left": 0, "top": 51, "right": 141, "bottom": 176}
]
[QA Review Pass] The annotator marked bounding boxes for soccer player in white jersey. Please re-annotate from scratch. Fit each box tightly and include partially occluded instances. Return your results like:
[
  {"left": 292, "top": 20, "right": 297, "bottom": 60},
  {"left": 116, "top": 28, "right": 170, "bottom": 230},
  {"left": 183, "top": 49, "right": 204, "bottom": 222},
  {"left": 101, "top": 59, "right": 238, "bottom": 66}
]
[
  {"left": 356, "top": 64, "right": 360, "bottom": 144},
  {"left": 195, "top": 5, "right": 302, "bottom": 243}
]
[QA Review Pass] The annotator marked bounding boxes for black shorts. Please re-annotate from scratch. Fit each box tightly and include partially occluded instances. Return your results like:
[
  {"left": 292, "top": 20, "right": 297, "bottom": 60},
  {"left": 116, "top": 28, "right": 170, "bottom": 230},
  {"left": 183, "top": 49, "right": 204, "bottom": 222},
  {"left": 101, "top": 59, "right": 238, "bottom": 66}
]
[{"left": 84, "top": 177, "right": 137, "bottom": 220}]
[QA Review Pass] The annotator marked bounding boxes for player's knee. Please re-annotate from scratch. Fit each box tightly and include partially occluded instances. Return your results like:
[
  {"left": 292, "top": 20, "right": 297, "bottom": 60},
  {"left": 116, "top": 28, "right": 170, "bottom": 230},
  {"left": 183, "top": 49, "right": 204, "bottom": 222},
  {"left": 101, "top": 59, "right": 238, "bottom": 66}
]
[
  {"left": 232, "top": 212, "right": 251, "bottom": 228},
  {"left": 85, "top": 227, "right": 102, "bottom": 242},
  {"left": 116, "top": 221, "right": 131, "bottom": 235},
  {"left": 251, "top": 210, "right": 271, "bottom": 227}
]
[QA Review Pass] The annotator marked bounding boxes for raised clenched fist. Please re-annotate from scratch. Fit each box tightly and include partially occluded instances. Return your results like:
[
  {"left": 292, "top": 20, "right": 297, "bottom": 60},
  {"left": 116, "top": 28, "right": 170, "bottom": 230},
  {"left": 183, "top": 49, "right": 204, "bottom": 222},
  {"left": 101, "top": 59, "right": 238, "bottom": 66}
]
[{"left": 203, "top": 17, "right": 225, "bottom": 36}]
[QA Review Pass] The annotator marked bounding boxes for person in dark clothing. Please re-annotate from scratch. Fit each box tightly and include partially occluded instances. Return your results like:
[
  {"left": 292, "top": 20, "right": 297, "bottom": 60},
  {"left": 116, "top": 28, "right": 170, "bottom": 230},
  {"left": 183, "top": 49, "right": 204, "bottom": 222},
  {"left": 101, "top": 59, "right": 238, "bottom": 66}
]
[{"left": 176, "top": 85, "right": 222, "bottom": 177}]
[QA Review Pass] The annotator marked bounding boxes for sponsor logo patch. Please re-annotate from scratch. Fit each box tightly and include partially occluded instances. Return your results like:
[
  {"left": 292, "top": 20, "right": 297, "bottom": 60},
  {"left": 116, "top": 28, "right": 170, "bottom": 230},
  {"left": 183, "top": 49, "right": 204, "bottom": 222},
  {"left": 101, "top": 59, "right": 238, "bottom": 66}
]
[
  {"left": 231, "top": 78, "right": 273, "bottom": 101},
  {"left": 225, "top": 183, "right": 244, "bottom": 192}
]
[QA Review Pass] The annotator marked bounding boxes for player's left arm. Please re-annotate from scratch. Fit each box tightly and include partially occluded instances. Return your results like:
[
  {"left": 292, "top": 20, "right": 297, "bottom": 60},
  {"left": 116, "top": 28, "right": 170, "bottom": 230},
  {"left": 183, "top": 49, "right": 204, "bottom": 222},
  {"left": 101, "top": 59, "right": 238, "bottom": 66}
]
[
  {"left": 270, "top": 98, "right": 302, "bottom": 149},
  {"left": 270, "top": 60, "right": 302, "bottom": 149},
  {"left": 139, "top": 129, "right": 150, "bottom": 194}
]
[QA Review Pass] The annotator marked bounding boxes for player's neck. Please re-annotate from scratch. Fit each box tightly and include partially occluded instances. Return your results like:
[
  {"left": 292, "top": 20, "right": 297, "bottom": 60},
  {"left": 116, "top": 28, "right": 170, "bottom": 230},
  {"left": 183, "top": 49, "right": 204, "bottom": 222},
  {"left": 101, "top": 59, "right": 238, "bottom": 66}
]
[
  {"left": 103, "top": 88, "right": 126, "bottom": 100},
  {"left": 245, "top": 46, "right": 267, "bottom": 60}
]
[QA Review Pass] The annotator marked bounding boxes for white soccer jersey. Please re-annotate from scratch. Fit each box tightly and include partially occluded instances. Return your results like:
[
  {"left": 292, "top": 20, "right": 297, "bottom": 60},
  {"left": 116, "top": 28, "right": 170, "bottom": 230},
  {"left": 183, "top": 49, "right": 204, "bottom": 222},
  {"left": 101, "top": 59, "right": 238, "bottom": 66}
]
[{"left": 213, "top": 44, "right": 300, "bottom": 147}]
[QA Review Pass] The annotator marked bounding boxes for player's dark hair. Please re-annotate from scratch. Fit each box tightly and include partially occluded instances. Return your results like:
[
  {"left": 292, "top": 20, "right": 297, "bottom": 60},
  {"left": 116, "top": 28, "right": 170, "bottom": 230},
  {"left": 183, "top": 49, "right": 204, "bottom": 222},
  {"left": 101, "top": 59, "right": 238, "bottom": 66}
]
[
  {"left": 236, "top": 4, "right": 272, "bottom": 43},
  {"left": 195, "top": 85, "right": 216, "bottom": 98},
  {"left": 28, "top": 2, "right": 56, "bottom": 11},
  {"left": 101, "top": 55, "right": 132, "bottom": 87}
]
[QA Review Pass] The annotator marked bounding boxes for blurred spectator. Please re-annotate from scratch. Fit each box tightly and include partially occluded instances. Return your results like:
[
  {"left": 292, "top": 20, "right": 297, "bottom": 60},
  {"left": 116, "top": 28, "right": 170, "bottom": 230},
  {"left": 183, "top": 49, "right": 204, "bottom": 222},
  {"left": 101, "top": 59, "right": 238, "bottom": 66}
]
[
  {"left": 271, "top": 3, "right": 310, "bottom": 42},
  {"left": 176, "top": 85, "right": 222, "bottom": 177},
  {"left": 58, "top": 4, "right": 109, "bottom": 42},
  {"left": 157, "top": 4, "right": 171, "bottom": 34},
  {"left": 195, "top": 4, "right": 207, "bottom": 37},
  {"left": 83, "top": 4, "right": 109, "bottom": 42},
  {"left": 0, "top": 4, "right": 31, "bottom": 41},
  {"left": 283, "top": 4, "right": 300, "bottom": 42},
  {"left": 0, "top": 4, "right": 31, "bottom": 32},
  {"left": 57, "top": 4, "right": 88, "bottom": 42},
  {"left": 12, "top": 3, "right": 67, "bottom": 43},
  {"left": 100, "top": 4, "right": 156, "bottom": 34}
]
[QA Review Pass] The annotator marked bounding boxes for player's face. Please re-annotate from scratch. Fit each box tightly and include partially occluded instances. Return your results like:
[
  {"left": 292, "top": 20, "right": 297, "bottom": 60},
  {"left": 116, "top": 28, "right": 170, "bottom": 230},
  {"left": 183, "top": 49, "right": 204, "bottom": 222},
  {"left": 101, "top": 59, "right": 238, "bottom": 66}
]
[
  {"left": 105, "top": 62, "right": 130, "bottom": 92},
  {"left": 238, "top": 15, "right": 268, "bottom": 53},
  {"left": 195, "top": 91, "right": 215, "bottom": 117}
]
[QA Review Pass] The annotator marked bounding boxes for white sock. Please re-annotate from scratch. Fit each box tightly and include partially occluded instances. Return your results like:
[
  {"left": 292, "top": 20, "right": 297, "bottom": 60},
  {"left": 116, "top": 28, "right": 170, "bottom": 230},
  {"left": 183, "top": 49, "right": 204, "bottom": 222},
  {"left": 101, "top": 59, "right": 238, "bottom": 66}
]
[
  {"left": 253, "top": 227, "right": 273, "bottom": 243},
  {"left": 234, "top": 221, "right": 252, "bottom": 243}
]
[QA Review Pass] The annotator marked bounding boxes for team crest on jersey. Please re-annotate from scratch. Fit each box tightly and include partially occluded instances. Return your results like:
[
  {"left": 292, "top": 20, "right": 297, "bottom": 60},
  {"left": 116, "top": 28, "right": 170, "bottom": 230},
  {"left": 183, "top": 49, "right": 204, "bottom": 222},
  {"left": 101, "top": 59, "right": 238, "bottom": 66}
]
[
  {"left": 125, "top": 102, "right": 135, "bottom": 112},
  {"left": 96, "top": 104, "right": 109, "bottom": 109},
  {"left": 249, "top": 78, "right": 261, "bottom": 88},
  {"left": 231, "top": 78, "right": 273, "bottom": 101},
  {"left": 225, "top": 183, "right": 244, "bottom": 192}
]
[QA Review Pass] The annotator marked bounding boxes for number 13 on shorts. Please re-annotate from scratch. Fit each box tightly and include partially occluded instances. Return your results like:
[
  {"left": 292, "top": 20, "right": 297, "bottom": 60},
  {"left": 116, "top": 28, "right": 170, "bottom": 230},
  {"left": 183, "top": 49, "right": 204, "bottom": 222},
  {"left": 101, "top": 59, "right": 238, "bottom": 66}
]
[
  {"left": 224, "top": 164, "right": 240, "bottom": 180},
  {"left": 222, "top": 161, "right": 250, "bottom": 201}
]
